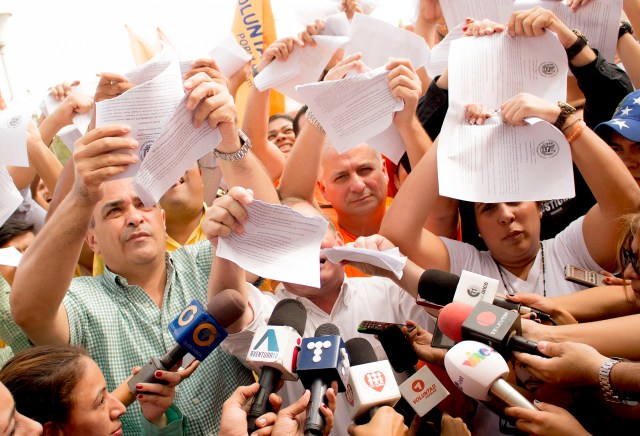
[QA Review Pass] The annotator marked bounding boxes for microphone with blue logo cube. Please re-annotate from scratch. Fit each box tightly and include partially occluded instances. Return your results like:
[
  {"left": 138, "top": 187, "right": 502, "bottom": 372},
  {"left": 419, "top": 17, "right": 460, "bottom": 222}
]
[
  {"left": 297, "top": 323, "right": 349, "bottom": 436},
  {"left": 122, "top": 290, "right": 243, "bottom": 404},
  {"left": 247, "top": 299, "right": 307, "bottom": 432}
]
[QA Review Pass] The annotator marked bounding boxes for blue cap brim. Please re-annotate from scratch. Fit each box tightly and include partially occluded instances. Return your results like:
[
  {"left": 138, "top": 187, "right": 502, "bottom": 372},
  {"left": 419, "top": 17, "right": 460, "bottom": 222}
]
[{"left": 595, "top": 119, "right": 640, "bottom": 143}]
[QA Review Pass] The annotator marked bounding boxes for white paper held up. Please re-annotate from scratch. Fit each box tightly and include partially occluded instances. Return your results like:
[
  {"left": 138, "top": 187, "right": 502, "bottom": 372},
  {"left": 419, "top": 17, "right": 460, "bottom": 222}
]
[
  {"left": 322, "top": 246, "right": 407, "bottom": 279},
  {"left": 216, "top": 200, "right": 329, "bottom": 288}
]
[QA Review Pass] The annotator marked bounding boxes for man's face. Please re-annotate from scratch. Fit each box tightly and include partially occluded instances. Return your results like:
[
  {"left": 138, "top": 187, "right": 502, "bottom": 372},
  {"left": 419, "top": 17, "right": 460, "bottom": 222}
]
[
  {"left": 86, "top": 179, "right": 166, "bottom": 274},
  {"left": 281, "top": 202, "right": 344, "bottom": 297},
  {"left": 319, "top": 144, "right": 388, "bottom": 218},
  {"left": 608, "top": 131, "right": 640, "bottom": 187},
  {"left": 160, "top": 163, "right": 204, "bottom": 213}
]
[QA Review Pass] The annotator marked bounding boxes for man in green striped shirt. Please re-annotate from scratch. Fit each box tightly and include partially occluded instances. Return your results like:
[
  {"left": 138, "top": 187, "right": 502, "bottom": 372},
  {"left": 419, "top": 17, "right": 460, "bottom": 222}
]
[{"left": 10, "top": 75, "right": 280, "bottom": 434}]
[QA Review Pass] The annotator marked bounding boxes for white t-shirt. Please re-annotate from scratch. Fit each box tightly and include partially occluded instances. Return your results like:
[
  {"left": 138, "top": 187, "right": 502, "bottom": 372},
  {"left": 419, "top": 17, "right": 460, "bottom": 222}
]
[
  {"left": 222, "top": 276, "right": 434, "bottom": 436},
  {"left": 442, "top": 216, "right": 601, "bottom": 298}
]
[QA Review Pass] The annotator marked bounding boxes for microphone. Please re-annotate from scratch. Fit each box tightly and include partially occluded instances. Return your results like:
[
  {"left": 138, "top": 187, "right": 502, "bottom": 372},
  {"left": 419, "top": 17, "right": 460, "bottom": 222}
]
[
  {"left": 296, "top": 323, "right": 349, "bottom": 436},
  {"left": 247, "top": 299, "right": 307, "bottom": 432},
  {"left": 418, "top": 269, "right": 553, "bottom": 321},
  {"left": 343, "top": 338, "right": 401, "bottom": 424},
  {"left": 116, "top": 289, "right": 244, "bottom": 406},
  {"left": 444, "top": 340, "right": 538, "bottom": 410},
  {"left": 438, "top": 301, "right": 545, "bottom": 359},
  {"left": 377, "top": 326, "right": 449, "bottom": 419}
]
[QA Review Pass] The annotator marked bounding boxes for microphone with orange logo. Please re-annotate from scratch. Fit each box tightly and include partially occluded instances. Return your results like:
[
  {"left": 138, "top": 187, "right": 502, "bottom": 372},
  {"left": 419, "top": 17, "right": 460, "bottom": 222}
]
[
  {"left": 112, "top": 289, "right": 245, "bottom": 406},
  {"left": 437, "top": 301, "right": 545, "bottom": 359}
]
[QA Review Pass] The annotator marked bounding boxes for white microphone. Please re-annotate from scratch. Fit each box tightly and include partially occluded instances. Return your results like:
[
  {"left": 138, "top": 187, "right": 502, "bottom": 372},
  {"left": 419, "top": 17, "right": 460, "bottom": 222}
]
[
  {"left": 444, "top": 340, "right": 537, "bottom": 410},
  {"left": 246, "top": 299, "right": 306, "bottom": 432},
  {"left": 343, "top": 338, "right": 401, "bottom": 423}
]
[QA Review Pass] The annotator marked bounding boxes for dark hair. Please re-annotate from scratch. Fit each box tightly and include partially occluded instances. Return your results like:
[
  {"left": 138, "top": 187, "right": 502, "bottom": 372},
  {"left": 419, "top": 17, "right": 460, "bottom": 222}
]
[
  {"left": 268, "top": 113, "right": 294, "bottom": 125},
  {"left": 0, "top": 215, "right": 34, "bottom": 247},
  {"left": 0, "top": 345, "right": 89, "bottom": 426},
  {"left": 292, "top": 105, "right": 308, "bottom": 135}
]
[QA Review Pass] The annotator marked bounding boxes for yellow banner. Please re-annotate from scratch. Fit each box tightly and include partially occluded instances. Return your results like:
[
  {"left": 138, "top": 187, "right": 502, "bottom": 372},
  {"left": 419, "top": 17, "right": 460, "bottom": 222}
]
[{"left": 232, "top": 0, "right": 285, "bottom": 123}]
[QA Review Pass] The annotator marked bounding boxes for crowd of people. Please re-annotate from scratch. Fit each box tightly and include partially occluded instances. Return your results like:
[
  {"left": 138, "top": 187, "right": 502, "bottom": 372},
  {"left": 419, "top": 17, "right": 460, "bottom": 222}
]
[{"left": 1, "top": 0, "right": 640, "bottom": 434}]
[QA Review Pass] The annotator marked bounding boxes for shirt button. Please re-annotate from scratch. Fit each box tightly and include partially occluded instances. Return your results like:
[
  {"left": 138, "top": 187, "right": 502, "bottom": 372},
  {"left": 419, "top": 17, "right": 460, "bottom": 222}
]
[
  {"left": 145, "top": 303, "right": 151, "bottom": 308},
  {"left": 192, "top": 398, "right": 200, "bottom": 405}
]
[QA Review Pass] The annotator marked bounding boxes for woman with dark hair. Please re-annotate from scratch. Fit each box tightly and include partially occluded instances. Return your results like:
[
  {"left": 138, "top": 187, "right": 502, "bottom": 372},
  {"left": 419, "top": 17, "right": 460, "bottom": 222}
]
[{"left": 0, "top": 345, "right": 186, "bottom": 435}]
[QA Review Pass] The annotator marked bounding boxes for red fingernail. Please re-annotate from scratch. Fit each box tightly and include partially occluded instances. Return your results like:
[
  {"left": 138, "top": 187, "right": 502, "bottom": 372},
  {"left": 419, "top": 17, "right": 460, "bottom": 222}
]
[
  {"left": 136, "top": 384, "right": 143, "bottom": 390},
  {"left": 321, "top": 404, "right": 328, "bottom": 409},
  {"left": 466, "top": 18, "right": 473, "bottom": 23},
  {"left": 137, "top": 394, "right": 143, "bottom": 399},
  {"left": 605, "top": 277, "right": 611, "bottom": 283},
  {"left": 462, "top": 26, "right": 468, "bottom": 32},
  {"left": 155, "top": 371, "right": 162, "bottom": 377}
]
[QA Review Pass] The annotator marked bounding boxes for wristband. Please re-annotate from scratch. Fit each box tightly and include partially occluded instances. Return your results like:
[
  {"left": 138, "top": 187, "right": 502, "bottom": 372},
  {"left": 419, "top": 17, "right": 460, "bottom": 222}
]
[{"left": 565, "top": 120, "right": 585, "bottom": 144}]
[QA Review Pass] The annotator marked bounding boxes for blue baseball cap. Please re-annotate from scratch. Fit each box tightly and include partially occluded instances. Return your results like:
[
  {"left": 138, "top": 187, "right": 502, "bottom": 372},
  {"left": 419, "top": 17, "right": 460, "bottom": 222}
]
[{"left": 595, "top": 90, "right": 640, "bottom": 143}]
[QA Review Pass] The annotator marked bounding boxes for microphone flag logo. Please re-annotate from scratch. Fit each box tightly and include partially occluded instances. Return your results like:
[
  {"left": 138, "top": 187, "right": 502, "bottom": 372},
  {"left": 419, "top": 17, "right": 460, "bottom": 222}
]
[
  {"left": 253, "top": 328, "right": 279, "bottom": 352},
  {"left": 476, "top": 311, "right": 497, "bottom": 327},
  {"left": 364, "top": 371, "right": 386, "bottom": 392},
  {"left": 412, "top": 379, "right": 425, "bottom": 393}
]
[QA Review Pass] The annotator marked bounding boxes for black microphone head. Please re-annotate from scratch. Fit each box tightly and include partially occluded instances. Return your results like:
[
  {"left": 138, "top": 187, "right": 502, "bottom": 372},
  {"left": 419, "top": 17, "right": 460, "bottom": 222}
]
[
  {"left": 418, "top": 269, "right": 459, "bottom": 306},
  {"left": 345, "top": 338, "right": 377, "bottom": 366},
  {"left": 267, "top": 299, "right": 307, "bottom": 335},
  {"left": 376, "top": 325, "right": 418, "bottom": 373},
  {"left": 206, "top": 289, "right": 246, "bottom": 328},
  {"left": 315, "top": 323, "right": 341, "bottom": 337}
]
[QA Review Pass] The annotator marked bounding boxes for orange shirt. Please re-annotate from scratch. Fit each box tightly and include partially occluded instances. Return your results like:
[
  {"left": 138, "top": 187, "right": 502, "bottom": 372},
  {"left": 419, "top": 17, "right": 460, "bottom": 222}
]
[{"left": 332, "top": 197, "right": 394, "bottom": 278}]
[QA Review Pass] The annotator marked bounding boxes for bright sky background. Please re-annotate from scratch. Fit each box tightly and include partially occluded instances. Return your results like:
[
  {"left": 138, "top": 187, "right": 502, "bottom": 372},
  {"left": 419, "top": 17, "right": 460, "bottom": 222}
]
[{"left": 0, "top": 0, "right": 416, "bottom": 101}]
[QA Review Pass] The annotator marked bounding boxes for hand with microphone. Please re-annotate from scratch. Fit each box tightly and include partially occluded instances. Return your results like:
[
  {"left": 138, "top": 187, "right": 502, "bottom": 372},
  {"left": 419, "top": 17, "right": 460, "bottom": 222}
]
[
  {"left": 296, "top": 323, "right": 347, "bottom": 436},
  {"left": 444, "top": 340, "right": 538, "bottom": 411},
  {"left": 418, "top": 269, "right": 554, "bottom": 323},
  {"left": 113, "top": 288, "right": 245, "bottom": 406},
  {"left": 343, "top": 337, "right": 401, "bottom": 424},
  {"left": 377, "top": 325, "right": 449, "bottom": 421},
  {"left": 246, "top": 298, "right": 307, "bottom": 433},
  {"left": 438, "top": 301, "right": 546, "bottom": 359}
]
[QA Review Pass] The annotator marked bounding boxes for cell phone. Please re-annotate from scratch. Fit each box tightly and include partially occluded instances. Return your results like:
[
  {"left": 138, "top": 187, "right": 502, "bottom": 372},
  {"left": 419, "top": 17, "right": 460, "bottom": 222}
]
[
  {"left": 564, "top": 264, "right": 607, "bottom": 287},
  {"left": 416, "top": 295, "right": 445, "bottom": 310},
  {"left": 357, "top": 320, "right": 415, "bottom": 335},
  {"left": 431, "top": 323, "right": 456, "bottom": 349}
]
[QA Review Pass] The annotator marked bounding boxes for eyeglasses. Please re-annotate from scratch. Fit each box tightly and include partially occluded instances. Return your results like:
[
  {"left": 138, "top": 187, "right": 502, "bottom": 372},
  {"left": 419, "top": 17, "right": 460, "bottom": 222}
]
[{"left": 622, "top": 247, "right": 640, "bottom": 276}]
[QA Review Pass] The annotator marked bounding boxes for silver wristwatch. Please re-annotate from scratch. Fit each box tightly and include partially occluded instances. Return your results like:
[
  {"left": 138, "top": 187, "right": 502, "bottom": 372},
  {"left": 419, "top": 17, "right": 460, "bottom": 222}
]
[
  {"left": 599, "top": 357, "right": 638, "bottom": 406},
  {"left": 213, "top": 130, "right": 252, "bottom": 162}
]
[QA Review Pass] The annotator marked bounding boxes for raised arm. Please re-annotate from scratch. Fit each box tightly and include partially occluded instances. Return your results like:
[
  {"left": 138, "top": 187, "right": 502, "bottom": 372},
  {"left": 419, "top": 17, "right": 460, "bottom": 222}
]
[
  {"left": 380, "top": 140, "right": 451, "bottom": 272},
  {"left": 278, "top": 53, "right": 366, "bottom": 202},
  {"left": 10, "top": 125, "right": 138, "bottom": 345},
  {"left": 242, "top": 38, "right": 302, "bottom": 181}
]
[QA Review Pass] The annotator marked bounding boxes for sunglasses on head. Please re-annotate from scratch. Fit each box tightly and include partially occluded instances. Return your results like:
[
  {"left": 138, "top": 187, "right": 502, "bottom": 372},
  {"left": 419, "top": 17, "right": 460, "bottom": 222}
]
[{"left": 622, "top": 246, "right": 640, "bottom": 276}]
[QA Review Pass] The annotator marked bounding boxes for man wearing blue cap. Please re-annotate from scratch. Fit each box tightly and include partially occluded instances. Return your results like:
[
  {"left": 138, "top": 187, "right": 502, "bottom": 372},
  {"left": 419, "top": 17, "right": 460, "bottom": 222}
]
[{"left": 595, "top": 90, "right": 640, "bottom": 187}]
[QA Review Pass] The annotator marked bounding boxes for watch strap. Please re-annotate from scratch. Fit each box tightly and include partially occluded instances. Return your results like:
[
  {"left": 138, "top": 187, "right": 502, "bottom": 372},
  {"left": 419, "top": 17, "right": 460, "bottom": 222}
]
[
  {"left": 213, "top": 130, "right": 252, "bottom": 161},
  {"left": 599, "top": 357, "right": 639, "bottom": 406},
  {"left": 553, "top": 101, "right": 576, "bottom": 130},
  {"left": 566, "top": 29, "right": 588, "bottom": 62},
  {"left": 619, "top": 21, "right": 634, "bottom": 39}
]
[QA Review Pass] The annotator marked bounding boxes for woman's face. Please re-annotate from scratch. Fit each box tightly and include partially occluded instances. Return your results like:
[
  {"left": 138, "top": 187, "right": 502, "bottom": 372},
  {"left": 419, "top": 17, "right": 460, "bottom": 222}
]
[
  {"left": 622, "top": 232, "right": 640, "bottom": 299},
  {"left": 268, "top": 118, "right": 296, "bottom": 154},
  {"left": 0, "top": 382, "right": 43, "bottom": 436},
  {"left": 62, "top": 358, "right": 125, "bottom": 436},
  {"left": 474, "top": 202, "right": 542, "bottom": 267}
]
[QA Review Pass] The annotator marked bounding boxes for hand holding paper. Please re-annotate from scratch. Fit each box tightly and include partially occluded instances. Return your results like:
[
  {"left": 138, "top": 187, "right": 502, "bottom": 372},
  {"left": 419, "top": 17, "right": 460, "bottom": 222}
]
[
  {"left": 322, "top": 246, "right": 406, "bottom": 279},
  {"left": 215, "top": 200, "right": 328, "bottom": 288}
]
